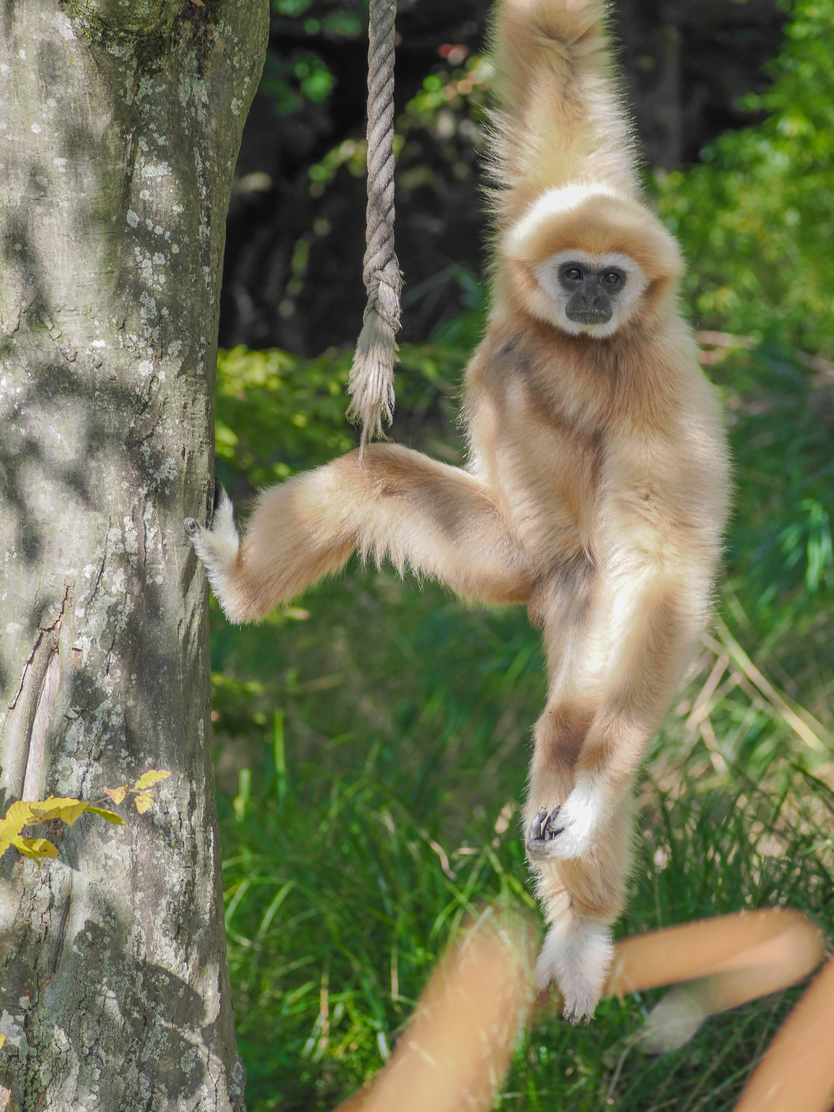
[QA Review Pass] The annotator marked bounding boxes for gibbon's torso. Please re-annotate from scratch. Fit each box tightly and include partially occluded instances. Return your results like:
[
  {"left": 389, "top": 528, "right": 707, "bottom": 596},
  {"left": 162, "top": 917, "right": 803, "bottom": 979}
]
[{"left": 465, "top": 308, "right": 727, "bottom": 586}]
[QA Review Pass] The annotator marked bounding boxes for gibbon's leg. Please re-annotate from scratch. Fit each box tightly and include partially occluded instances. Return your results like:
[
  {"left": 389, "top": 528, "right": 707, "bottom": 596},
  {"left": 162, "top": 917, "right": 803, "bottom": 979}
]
[
  {"left": 524, "top": 558, "right": 703, "bottom": 1016},
  {"left": 533, "top": 804, "right": 633, "bottom": 1022},
  {"left": 185, "top": 444, "right": 533, "bottom": 622},
  {"left": 525, "top": 558, "right": 699, "bottom": 862}
]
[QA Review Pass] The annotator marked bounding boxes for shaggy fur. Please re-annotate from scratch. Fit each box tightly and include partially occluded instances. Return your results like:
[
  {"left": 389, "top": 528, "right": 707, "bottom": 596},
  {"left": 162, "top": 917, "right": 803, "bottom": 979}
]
[{"left": 186, "top": 0, "right": 729, "bottom": 1021}]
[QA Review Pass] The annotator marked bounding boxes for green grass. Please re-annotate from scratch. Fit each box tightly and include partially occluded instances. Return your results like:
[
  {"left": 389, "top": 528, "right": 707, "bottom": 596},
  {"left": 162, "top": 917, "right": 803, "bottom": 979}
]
[{"left": 214, "top": 563, "right": 834, "bottom": 1111}]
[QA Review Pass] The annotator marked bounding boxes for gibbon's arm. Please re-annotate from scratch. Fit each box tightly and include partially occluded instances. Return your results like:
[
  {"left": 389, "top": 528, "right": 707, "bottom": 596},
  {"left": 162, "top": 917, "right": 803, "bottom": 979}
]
[
  {"left": 185, "top": 445, "right": 534, "bottom": 623},
  {"left": 489, "top": 0, "right": 641, "bottom": 227}
]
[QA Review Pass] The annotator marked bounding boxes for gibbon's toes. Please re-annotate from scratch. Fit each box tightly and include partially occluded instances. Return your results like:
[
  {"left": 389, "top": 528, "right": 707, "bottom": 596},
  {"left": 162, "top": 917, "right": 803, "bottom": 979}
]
[
  {"left": 184, "top": 517, "right": 201, "bottom": 537},
  {"left": 526, "top": 806, "right": 564, "bottom": 858},
  {"left": 559, "top": 977, "right": 599, "bottom": 1025},
  {"left": 563, "top": 1003, "right": 593, "bottom": 1027}
]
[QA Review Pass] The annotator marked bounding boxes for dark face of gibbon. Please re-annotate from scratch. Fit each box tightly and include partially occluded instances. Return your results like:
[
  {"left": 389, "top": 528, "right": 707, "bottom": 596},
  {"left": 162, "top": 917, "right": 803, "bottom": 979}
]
[
  {"left": 557, "top": 261, "right": 626, "bottom": 326},
  {"left": 528, "top": 247, "right": 650, "bottom": 339}
]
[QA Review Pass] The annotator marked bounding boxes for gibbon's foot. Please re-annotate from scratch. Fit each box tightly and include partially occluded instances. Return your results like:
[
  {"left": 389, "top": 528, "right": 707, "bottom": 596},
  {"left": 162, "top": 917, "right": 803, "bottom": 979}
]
[
  {"left": 183, "top": 487, "right": 239, "bottom": 561},
  {"left": 184, "top": 480, "right": 225, "bottom": 538},
  {"left": 535, "top": 917, "right": 614, "bottom": 1024},
  {"left": 183, "top": 487, "right": 245, "bottom": 620}
]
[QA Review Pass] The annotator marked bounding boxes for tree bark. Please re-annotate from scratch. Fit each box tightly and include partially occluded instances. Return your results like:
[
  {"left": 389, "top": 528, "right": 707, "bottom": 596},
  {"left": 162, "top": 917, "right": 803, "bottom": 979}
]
[{"left": 0, "top": 1, "right": 268, "bottom": 1108}]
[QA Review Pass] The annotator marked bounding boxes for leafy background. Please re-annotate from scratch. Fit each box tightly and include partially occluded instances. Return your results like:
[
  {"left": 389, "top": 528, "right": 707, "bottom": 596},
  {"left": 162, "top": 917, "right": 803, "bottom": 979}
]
[{"left": 211, "top": 0, "right": 834, "bottom": 1108}]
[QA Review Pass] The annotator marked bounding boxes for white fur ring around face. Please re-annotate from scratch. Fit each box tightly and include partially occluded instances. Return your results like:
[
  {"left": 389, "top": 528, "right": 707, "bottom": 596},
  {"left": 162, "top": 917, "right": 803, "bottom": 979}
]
[{"left": 526, "top": 775, "right": 606, "bottom": 861}]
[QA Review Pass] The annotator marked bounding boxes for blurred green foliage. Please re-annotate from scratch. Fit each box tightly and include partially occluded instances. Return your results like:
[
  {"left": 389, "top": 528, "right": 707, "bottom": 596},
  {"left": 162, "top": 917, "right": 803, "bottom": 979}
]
[
  {"left": 262, "top": 0, "right": 365, "bottom": 116},
  {"left": 213, "top": 1, "right": 834, "bottom": 1107},
  {"left": 261, "top": 54, "right": 336, "bottom": 113},
  {"left": 656, "top": 0, "right": 834, "bottom": 354}
]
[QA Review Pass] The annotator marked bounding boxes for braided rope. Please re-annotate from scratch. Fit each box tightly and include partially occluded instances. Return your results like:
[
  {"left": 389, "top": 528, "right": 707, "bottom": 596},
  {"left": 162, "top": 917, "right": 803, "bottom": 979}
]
[{"left": 346, "top": 0, "right": 402, "bottom": 446}]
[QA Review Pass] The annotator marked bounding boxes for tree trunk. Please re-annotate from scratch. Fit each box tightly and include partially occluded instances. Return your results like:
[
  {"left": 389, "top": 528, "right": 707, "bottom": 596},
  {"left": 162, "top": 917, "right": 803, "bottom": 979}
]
[{"left": 0, "top": 1, "right": 268, "bottom": 1108}]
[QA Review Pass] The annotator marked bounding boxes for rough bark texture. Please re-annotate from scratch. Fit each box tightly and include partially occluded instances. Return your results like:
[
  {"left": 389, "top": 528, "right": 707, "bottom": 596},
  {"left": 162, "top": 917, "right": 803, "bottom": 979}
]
[{"left": 0, "top": 1, "right": 268, "bottom": 1108}]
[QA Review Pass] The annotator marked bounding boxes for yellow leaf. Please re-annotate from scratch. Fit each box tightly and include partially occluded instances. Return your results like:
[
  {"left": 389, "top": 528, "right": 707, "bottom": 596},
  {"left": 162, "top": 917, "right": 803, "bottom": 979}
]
[
  {"left": 30, "top": 797, "right": 88, "bottom": 826},
  {"left": 134, "top": 791, "right": 154, "bottom": 814},
  {"left": 105, "top": 786, "right": 128, "bottom": 805},
  {"left": 0, "top": 1033, "right": 5, "bottom": 1049},
  {"left": 21, "top": 837, "right": 59, "bottom": 858},
  {"left": 134, "top": 769, "right": 171, "bottom": 791},
  {"left": 12, "top": 836, "right": 59, "bottom": 864},
  {"left": 1, "top": 802, "right": 46, "bottom": 857},
  {"left": 86, "top": 806, "right": 125, "bottom": 826},
  {"left": 3, "top": 800, "right": 39, "bottom": 829}
]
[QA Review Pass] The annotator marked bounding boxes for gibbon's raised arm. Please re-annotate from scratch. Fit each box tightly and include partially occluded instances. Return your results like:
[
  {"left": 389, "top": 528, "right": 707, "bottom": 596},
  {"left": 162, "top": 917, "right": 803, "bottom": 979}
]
[
  {"left": 487, "top": 0, "right": 641, "bottom": 227},
  {"left": 186, "top": 0, "right": 730, "bottom": 1025}
]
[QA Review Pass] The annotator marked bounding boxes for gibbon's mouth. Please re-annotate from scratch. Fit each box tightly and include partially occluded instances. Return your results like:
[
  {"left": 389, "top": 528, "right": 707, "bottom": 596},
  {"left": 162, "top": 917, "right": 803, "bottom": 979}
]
[{"left": 566, "top": 308, "right": 613, "bottom": 325}]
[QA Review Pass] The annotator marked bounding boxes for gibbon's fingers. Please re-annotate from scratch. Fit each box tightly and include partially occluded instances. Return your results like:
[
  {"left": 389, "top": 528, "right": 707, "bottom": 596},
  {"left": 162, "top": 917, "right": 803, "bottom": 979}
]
[
  {"left": 526, "top": 806, "right": 561, "bottom": 855},
  {"left": 332, "top": 908, "right": 537, "bottom": 1112}
]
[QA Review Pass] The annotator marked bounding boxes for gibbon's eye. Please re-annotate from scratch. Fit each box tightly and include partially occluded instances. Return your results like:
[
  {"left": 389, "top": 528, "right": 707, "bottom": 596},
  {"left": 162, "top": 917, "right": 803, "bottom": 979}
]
[
  {"left": 564, "top": 267, "right": 583, "bottom": 281},
  {"left": 601, "top": 271, "right": 621, "bottom": 285}
]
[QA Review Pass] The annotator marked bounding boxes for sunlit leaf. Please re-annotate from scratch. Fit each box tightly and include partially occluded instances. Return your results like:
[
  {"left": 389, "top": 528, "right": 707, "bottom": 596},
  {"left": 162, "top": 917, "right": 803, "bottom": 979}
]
[
  {"left": 29, "top": 798, "right": 88, "bottom": 826},
  {"left": 3, "top": 800, "right": 38, "bottom": 828},
  {"left": 134, "top": 770, "right": 171, "bottom": 791},
  {"left": 134, "top": 792, "right": 154, "bottom": 814},
  {"left": 11, "top": 836, "right": 59, "bottom": 864}
]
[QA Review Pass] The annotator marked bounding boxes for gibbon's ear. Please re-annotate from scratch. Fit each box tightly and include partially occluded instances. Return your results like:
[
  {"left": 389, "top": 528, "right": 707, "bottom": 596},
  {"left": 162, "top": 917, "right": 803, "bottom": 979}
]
[{"left": 503, "top": 185, "right": 685, "bottom": 333}]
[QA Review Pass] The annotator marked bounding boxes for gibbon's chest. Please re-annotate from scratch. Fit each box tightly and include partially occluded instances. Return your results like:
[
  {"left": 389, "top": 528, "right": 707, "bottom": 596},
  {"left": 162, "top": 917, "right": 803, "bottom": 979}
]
[
  {"left": 467, "top": 355, "right": 607, "bottom": 558},
  {"left": 466, "top": 328, "right": 677, "bottom": 562}
]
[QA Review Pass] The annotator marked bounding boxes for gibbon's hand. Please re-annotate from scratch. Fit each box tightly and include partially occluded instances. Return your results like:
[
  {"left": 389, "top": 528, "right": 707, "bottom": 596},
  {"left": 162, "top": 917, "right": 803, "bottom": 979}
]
[{"left": 526, "top": 778, "right": 605, "bottom": 860}]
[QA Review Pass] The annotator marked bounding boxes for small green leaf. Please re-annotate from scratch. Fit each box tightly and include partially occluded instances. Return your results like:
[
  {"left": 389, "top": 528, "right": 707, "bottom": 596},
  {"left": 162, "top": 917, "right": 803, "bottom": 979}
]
[{"left": 86, "top": 806, "right": 126, "bottom": 826}]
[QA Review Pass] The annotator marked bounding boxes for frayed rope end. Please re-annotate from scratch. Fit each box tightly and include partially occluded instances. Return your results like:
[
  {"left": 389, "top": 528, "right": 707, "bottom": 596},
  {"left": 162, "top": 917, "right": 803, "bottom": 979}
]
[{"left": 347, "top": 306, "right": 399, "bottom": 451}]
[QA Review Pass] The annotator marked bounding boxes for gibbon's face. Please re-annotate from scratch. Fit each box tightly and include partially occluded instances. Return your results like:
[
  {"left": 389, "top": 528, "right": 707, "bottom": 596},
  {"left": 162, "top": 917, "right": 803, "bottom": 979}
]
[{"left": 533, "top": 249, "right": 649, "bottom": 338}]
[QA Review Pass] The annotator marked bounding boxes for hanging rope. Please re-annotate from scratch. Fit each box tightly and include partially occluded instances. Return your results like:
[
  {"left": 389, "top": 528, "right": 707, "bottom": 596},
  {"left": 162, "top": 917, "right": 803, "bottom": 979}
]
[{"left": 346, "top": 0, "right": 403, "bottom": 447}]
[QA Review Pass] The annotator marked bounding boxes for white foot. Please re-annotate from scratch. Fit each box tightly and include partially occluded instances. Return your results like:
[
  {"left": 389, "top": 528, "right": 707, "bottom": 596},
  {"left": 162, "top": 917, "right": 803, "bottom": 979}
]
[
  {"left": 535, "top": 916, "right": 614, "bottom": 1024},
  {"left": 184, "top": 487, "right": 244, "bottom": 621}
]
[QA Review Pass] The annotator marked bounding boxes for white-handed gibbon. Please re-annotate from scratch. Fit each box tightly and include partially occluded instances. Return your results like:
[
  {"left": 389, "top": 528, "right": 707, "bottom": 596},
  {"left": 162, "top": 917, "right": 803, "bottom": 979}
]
[{"left": 186, "top": 0, "right": 730, "bottom": 1021}]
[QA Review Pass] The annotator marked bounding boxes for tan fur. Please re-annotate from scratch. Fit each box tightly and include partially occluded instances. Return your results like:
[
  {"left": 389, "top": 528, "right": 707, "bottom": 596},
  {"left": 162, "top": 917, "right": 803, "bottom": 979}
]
[{"left": 187, "top": 0, "right": 729, "bottom": 1021}]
